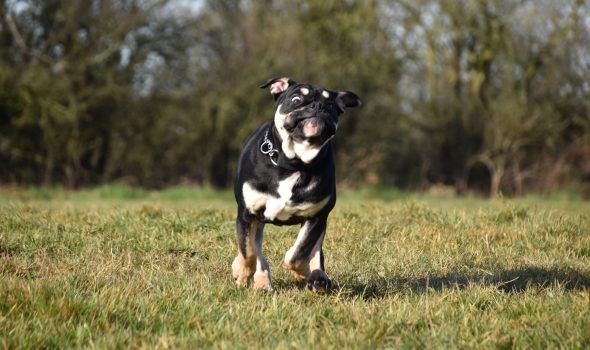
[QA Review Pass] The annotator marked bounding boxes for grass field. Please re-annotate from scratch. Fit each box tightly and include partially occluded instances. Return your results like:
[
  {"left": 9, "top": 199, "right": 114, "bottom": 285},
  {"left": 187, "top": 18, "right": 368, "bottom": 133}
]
[{"left": 1, "top": 186, "right": 589, "bottom": 349}]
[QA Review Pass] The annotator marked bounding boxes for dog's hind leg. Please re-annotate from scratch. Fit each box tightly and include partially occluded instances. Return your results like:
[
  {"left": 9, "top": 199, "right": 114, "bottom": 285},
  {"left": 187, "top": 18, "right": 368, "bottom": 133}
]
[
  {"left": 284, "top": 216, "right": 332, "bottom": 293},
  {"left": 232, "top": 213, "right": 273, "bottom": 291}
]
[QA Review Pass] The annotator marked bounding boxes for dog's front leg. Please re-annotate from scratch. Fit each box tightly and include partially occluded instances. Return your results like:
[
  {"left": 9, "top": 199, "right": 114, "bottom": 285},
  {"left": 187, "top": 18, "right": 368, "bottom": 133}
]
[
  {"left": 232, "top": 213, "right": 273, "bottom": 292},
  {"left": 284, "top": 216, "right": 332, "bottom": 293}
]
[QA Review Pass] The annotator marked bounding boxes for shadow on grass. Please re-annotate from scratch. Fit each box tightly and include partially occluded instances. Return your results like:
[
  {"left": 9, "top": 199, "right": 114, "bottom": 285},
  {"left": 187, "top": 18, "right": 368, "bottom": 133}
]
[
  {"left": 273, "top": 279, "right": 306, "bottom": 291},
  {"left": 337, "top": 267, "right": 590, "bottom": 300},
  {"left": 0, "top": 243, "right": 22, "bottom": 257}
]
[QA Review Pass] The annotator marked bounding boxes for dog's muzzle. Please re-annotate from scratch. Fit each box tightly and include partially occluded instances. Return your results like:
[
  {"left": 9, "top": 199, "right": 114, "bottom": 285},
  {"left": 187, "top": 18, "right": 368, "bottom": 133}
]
[{"left": 302, "top": 117, "right": 321, "bottom": 137}]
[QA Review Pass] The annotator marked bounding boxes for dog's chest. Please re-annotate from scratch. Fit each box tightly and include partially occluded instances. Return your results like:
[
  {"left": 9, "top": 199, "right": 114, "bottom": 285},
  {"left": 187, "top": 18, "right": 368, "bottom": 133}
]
[{"left": 242, "top": 172, "right": 329, "bottom": 221}]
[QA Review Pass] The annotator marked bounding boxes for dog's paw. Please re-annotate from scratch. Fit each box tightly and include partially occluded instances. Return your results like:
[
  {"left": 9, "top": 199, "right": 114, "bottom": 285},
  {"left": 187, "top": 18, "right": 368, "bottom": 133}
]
[
  {"left": 306, "top": 269, "right": 332, "bottom": 293},
  {"left": 253, "top": 270, "right": 274, "bottom": 293},
  {"left": 287, "top": 268, "right": 309, "bottom": 281},
  {"left": 284, "top": 258, "right": 310, "bottom": 281},
  {"left": 232, "top": 255, "right": 255, "bottom": 286}
]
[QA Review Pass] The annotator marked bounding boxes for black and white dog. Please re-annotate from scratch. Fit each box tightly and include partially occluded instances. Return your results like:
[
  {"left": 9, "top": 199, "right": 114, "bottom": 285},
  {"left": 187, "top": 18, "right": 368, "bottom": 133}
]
[{"left": 232, "top": 77, "right": 361, "bottom": 293}]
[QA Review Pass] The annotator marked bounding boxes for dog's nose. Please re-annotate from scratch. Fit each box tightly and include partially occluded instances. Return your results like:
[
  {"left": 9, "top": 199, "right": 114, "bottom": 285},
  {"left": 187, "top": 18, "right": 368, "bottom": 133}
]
[{"left": 303, "top": 117, "right": 320, "bottom": 137}]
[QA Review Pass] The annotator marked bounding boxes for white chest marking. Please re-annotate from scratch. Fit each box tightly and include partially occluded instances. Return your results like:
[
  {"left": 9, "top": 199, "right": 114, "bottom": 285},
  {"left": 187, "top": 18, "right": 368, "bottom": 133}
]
[
  {"left": 242, "top": 173, "right": 330, "bottom": 221},
  {"left": 293, "top": 141, "right": 321, "bottom": 163}
]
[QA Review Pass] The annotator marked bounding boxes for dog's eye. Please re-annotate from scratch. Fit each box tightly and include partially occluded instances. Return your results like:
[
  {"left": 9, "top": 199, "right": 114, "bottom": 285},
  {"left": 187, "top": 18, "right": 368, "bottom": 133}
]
[{"left": 291, "top": 96, "right": 302, "bottom": 104}]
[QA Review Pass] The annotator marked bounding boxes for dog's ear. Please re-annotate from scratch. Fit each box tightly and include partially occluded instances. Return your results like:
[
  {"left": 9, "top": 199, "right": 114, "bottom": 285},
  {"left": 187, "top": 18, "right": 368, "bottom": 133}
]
[
  {"left": 260, "top": 77, "right": 296, "bottom": 100},
  {"left": 336, "top": 91, "right": 362, "bottom": 111}
]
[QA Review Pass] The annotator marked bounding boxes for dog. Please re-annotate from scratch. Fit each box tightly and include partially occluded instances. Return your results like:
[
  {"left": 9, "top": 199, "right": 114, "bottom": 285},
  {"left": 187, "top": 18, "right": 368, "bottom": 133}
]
[{"left": 232, "top": 77, "right": 361, "bottom": 293}]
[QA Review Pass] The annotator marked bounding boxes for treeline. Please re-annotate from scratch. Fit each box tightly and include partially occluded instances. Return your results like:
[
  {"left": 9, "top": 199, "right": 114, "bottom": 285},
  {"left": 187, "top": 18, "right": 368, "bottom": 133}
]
[{"left": 1, "top": 0, "right": 589, "bottom": 195}]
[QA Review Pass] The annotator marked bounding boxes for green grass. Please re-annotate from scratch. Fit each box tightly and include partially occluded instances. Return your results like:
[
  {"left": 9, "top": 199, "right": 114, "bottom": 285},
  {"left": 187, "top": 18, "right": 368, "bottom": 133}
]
[{"left": 1, "top": 186, "right": 589, "bottom": 349}]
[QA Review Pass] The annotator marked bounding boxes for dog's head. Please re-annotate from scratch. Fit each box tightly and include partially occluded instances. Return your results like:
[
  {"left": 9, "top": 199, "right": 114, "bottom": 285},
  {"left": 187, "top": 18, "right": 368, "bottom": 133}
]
[{"left": 260, "top": 77, "right": 361, "bottom": 146}]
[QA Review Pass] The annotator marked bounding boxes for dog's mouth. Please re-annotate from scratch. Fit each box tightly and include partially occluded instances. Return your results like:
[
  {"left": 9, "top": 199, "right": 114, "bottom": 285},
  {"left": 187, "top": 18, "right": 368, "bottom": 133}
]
[
  {"left": 301, "top": 117, "right": 321, "bottom": 137},
  {"left": 284, "top": 115, "right": 335, "bottom": 143}
]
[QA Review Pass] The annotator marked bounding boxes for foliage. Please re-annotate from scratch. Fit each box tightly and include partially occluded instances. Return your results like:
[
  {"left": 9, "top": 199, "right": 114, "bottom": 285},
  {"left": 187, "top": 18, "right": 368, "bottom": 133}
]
[{"left": 0, "top": 0, "right": 589, "bottom": 195}]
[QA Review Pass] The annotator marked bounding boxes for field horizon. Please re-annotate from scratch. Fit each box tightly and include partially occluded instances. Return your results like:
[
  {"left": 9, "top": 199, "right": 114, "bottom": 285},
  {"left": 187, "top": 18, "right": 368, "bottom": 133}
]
[{"left": 1, "top": 186, "right": 589, "bottom": 348}]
